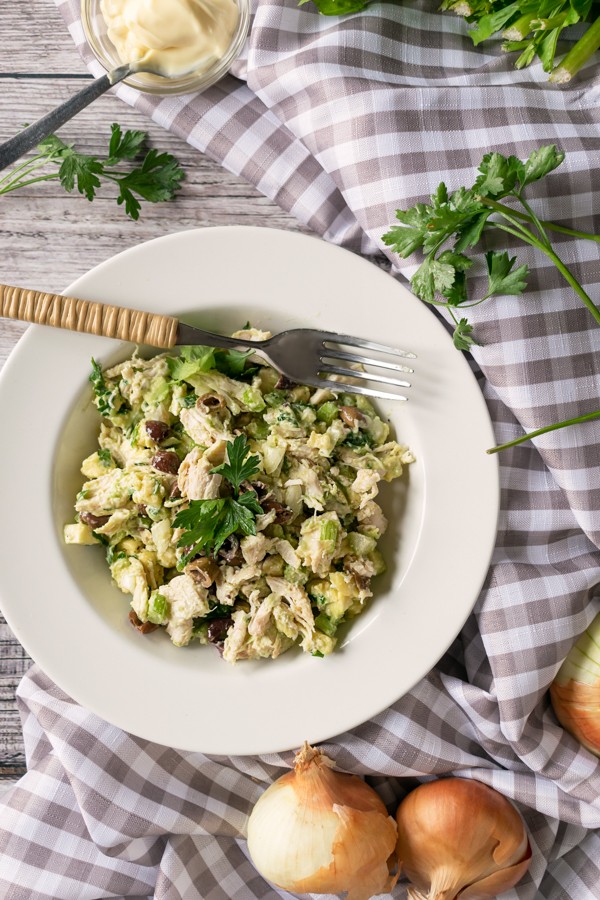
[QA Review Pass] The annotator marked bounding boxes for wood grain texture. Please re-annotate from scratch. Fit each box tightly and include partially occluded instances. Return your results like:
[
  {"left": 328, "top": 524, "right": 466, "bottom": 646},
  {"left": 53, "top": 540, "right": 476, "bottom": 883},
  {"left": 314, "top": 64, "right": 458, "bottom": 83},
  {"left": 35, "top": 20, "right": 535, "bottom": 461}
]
[
  {"left": 0, "top": 1, "right": 308, "bottom": 785},
  {"left": 1, "top": 0, "right": 93, "bottom": 75}
]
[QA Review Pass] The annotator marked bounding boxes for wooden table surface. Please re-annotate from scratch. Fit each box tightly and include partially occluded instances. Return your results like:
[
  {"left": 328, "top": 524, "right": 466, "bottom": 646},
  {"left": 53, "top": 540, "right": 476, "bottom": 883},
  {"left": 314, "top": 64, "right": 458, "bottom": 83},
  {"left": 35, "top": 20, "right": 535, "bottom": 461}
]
[{"left": 0, "top": 0, "right": 308, "bottom": 785}]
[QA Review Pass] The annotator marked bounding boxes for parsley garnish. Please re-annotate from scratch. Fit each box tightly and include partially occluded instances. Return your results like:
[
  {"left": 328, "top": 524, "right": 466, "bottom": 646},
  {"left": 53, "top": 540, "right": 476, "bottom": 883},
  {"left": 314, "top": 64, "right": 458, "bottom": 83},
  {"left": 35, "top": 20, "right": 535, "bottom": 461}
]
[
  {"left": 89, "top": 358, "right": 128, "bottom": 417},
  {"left": 210, "top": 434, "right": 261, "bottom": 492},
  {"left": 0, "top": 124, "right": 184, "bottom": 220},
  {"left": 174, "top": 435, "right": 263, "bottom": 565},
  {"left": 384, "top": 146, "right": 600, "bottom": 453},
  {"left": 97, "top": 449, "right": 113, "bottom": 467},
  {"left": 89, "top": 359, "right": 114, "bottom": 417},
  {"left": 383, "top": 146, "right": 600, "bottom": 350}
]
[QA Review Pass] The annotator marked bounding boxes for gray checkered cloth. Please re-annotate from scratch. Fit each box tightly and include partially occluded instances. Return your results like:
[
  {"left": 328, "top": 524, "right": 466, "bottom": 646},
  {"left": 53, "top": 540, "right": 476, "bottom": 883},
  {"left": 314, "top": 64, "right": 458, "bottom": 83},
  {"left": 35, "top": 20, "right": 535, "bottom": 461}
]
[{"left": 1, "top": 0, "right": 600, "bottom": 897}]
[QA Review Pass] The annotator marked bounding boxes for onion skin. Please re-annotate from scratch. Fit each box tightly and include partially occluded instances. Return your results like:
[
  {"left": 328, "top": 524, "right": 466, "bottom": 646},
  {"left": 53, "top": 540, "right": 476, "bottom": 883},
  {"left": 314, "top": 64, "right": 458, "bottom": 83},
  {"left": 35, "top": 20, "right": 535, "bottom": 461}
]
[
  {"left": 550, "top": 613, "right": 600, "bottom": 756},
  {"left": 247, "top": 742, "right": 398, "bottom": 900},
  {"left": 396, "top": 778, "right": 532, "bottom": 900}
]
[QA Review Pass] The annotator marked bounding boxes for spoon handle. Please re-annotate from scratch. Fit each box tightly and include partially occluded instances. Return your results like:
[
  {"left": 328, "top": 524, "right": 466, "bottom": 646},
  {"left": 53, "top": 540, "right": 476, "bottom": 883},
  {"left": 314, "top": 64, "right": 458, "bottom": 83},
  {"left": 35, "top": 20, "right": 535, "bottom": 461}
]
[
  {"left": 0, "top": 282, "right": 179, "bottom": 348},
  {"left": 0, "top": 65, "right": 132, "bottom": 173}
]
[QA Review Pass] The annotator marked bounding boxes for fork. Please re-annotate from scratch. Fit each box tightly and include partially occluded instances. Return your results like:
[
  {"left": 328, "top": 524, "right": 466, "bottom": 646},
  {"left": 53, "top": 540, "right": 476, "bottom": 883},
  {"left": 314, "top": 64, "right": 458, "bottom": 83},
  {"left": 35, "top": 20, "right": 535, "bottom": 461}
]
[{"left": 0, "top": 283, "right": 414, "bottom": 402}]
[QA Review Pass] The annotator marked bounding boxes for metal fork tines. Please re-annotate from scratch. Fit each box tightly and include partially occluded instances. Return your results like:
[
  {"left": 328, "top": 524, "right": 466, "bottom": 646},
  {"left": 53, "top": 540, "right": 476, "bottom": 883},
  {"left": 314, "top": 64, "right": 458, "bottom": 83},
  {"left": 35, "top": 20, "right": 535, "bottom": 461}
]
[{"left": 316, "top": 331, "right": 415, "bottom": 402}]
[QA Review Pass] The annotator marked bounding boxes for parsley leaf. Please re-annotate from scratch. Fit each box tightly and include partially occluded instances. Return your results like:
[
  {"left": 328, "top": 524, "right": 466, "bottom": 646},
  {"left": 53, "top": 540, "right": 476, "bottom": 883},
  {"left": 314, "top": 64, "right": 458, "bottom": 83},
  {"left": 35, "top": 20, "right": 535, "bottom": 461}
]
[
  {"left": 107, "top": 123, "right": 147, "bottom": 162},
  {"left": 411, "top": 257, "right": 456, "bottom": 303},
  {"left": 473, "top": 152, "right": 521, "bottom": 198},
  {"left": 214, "top": 349, "right": 255, "bottom": 378},
  {"left": 54, "top": 144, "right": 104, "bottom": 201},
  {"left": 211, "top": 435, "right": 260, "bottom": 493},
  {"left": 485, "top": 251, "right": 529, "bottom": 297},
  {"left": 453, "top": 318, "right": 477, "bottom": 351},
  {"left": 517, "top": 145, "right": 565, "bottom": 189},
  {"left": 383, "top": 146, "right": 579, "bottom": 332},
  {"left": 113, "top": 148, "right": 185, "bottom": 220}
]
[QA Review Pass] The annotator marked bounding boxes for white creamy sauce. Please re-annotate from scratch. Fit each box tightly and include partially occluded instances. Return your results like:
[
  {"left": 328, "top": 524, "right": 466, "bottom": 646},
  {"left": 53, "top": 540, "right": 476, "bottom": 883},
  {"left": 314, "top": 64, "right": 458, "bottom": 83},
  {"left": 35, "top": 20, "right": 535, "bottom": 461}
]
[{"left": 101, "top": 0, "right": 239, "bottom": 77}]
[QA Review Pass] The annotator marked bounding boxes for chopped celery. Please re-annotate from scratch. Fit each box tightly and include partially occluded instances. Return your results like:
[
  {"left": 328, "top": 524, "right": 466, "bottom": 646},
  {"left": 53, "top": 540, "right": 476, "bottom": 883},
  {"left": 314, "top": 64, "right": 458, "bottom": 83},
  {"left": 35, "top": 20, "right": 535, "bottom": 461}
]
[
  {"left": 316, "top": 401, "right": 339, "bottom": 424},
  {"left": 147, "top": 592, "right": 170, "bottom": 625},
  {"left": 315, "top": 612, "right": 338, "bottom": 637},
  {"left": 320, "top": 519, "right": 339, "bottom": 543}
]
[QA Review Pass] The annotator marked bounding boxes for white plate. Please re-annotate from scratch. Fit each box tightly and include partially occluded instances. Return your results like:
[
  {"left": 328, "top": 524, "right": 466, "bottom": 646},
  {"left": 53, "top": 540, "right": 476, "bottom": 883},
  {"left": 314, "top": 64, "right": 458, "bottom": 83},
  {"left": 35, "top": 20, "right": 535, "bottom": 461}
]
[{"left": 0, "top": 227, "right": 499, "bottom": 755}]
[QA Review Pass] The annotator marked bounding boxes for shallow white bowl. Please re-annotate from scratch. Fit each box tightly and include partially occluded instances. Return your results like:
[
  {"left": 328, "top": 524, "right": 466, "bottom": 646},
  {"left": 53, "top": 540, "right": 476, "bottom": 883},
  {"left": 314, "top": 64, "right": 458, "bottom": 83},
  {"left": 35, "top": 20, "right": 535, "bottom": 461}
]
[{"left": 0, "top": 227, "right": 499, "bottom": 755}]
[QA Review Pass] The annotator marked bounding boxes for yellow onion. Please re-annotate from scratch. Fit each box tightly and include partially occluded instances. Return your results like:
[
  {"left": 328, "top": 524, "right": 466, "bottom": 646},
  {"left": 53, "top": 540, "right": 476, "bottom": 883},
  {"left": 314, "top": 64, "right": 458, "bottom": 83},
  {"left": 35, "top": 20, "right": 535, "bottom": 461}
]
[
  {"left": 396, "top": 778, "right": 531, "bottom": 900},
  {"left": 246, "top": 742, "right": 398, "bottom": 900},
  {"left": 550, "top": 611, "right": 600, "bottom": 756}
]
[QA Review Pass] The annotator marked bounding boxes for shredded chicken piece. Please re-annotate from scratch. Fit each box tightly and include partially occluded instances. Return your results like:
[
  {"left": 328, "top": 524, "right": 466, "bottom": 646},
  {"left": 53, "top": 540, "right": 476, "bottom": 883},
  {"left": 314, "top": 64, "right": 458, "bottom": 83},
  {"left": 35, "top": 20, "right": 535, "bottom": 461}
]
[
  {"left": 351, "top": 469, "right": 381, "bottom": 508},
  {"left": 222, "top": 609, "right": 250, "bottom": 663},
  {"left": 241, "top": 534, "right": 273, "bottom": 565},
  {"left": 266, "top": 576, "right": 315, "bottom": 649},
  {"left": 162, "top": 574, "right": 210, "bottom": 647},
  {"left": 178, "top": 447, "right": 222, "bottom": 500},
  {"left": 357, "top": 501, "right": 388, "bottom": 536},
  {"left": 215, "top": 564, "right": 262, "bottom": 606}
]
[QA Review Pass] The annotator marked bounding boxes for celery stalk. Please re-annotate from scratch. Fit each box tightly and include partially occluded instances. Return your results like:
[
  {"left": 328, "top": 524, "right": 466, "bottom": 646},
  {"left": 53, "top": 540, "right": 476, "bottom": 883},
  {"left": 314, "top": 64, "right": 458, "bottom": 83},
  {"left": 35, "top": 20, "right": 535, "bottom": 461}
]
[{"left": 550, "top": 14, "right": 600, "bottom": 82}]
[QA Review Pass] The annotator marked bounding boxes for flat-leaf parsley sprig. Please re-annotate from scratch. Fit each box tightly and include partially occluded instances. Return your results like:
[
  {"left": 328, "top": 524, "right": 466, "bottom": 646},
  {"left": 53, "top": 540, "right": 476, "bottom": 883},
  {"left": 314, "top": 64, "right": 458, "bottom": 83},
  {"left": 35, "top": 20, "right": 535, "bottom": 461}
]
[
  {"left": 0, "top": 123, "right": 184, "bottom": 220},
  {"left": 383, "top": 145, "right": 600, "bottom": 350},
  {"left": 382, "top": 145, "right": 600, "bottom": 452},
  {"left": 174, "top": 435, "right": 264, "bottom": 566}
]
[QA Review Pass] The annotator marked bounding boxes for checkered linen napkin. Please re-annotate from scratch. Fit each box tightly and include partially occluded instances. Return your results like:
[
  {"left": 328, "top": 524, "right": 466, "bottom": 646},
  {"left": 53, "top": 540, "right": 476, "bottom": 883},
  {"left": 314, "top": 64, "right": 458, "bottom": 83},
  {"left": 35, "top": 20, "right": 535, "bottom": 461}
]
[{"left": 2, "top": 1, "right": 600, "bottom": 897}]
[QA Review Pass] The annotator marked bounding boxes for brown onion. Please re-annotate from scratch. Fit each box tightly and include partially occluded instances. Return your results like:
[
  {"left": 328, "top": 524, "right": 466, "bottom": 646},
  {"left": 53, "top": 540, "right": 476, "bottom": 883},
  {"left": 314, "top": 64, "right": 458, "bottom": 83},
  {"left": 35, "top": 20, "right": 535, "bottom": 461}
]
[
  {"left": 247, "top": 742, "right": 398, "bottom": 900},
  {"left": 396, "top": 777, "right": 531, "bottom": 900},
  {"left": 550, "top": 611, "right": 600, "bottom": 756}
]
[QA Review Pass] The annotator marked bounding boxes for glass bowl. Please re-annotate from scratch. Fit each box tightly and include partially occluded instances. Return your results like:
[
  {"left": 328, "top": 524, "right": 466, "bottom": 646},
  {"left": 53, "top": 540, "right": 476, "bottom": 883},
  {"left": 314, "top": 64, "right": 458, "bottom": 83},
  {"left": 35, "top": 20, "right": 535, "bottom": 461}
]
[{"left": 81, "top": 0, "right": 250, "bottom": 95}]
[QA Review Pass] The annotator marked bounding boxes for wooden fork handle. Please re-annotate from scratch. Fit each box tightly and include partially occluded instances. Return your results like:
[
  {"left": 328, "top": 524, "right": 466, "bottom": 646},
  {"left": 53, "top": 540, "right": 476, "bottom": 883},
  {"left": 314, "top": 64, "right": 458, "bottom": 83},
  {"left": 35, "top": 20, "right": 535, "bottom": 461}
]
[{"left": 0, "top": 283, "right": 179, "bottom": 348}]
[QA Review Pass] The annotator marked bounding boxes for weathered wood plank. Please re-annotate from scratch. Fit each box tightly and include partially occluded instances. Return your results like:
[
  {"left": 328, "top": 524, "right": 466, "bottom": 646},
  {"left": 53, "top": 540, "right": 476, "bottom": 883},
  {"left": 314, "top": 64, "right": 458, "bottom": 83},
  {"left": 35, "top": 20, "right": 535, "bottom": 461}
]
[{"left": 2, "top": 1, "right": 92, "bottom": 74}]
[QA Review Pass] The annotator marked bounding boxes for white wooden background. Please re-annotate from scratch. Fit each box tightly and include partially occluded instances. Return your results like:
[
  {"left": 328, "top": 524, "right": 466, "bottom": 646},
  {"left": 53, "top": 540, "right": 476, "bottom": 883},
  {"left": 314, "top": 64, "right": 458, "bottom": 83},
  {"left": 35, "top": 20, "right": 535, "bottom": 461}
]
[{"left": 0, "top": 0, "right": 309, "bottom": 784}]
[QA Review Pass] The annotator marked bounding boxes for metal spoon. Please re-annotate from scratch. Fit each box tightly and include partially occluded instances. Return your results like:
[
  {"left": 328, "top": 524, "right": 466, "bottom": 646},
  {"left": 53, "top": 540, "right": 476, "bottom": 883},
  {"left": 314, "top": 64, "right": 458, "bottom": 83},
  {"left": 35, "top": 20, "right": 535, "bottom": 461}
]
[{"left": 0, "top": 61, "right": 186, "bottom": 172}]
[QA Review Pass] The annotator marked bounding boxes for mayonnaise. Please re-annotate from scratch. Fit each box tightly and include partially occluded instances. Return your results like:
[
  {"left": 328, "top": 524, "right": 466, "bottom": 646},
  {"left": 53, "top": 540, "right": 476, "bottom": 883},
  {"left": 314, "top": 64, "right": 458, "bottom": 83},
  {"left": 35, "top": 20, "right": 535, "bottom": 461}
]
[{"left": 100, "top": 0, "right": 239, "bottom": 77}]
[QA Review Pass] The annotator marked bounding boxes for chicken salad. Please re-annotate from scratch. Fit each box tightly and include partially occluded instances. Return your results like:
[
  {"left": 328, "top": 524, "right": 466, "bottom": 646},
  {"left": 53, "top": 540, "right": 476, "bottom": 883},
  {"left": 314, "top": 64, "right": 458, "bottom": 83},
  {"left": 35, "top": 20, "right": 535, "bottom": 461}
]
[{"left": 64, "top": 328, "right": 414, "bottom": 662}]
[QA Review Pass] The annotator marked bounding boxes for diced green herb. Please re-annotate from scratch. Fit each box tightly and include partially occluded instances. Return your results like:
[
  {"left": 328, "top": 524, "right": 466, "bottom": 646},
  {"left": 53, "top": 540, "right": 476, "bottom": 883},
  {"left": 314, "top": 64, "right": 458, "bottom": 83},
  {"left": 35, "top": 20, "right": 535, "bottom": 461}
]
[
  {"left": 98, "top": 448, "right": 113, "bottom": 467},
  {"left": 342, "top": 431, "right": 374, "bottom": 449},
  {"left": 106, "top": 546, "right": 127, "bottom": 566},
  {"left": 89, "top": 359, "right": 114, "bottom": 417}
]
